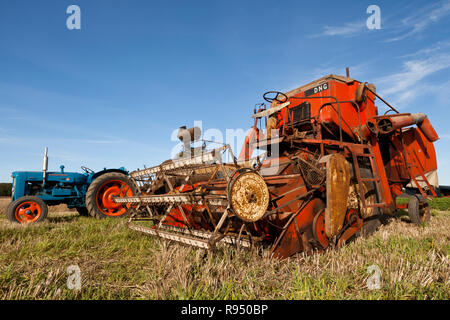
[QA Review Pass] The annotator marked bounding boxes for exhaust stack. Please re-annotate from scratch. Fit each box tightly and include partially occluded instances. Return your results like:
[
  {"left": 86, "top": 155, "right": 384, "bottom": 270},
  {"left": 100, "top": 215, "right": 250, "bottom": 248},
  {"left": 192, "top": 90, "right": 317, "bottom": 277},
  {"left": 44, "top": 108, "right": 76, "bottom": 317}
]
[{"left": 42, "top": 147, "right": 48, "bottom": 186}]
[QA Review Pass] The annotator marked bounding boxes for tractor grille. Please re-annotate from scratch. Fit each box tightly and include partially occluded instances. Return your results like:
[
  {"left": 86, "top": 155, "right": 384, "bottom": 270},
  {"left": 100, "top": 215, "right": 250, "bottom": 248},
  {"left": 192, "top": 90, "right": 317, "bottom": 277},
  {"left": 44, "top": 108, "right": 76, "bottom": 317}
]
[{"left": 291, "top": 102, "right": 311, "bottom": 125}]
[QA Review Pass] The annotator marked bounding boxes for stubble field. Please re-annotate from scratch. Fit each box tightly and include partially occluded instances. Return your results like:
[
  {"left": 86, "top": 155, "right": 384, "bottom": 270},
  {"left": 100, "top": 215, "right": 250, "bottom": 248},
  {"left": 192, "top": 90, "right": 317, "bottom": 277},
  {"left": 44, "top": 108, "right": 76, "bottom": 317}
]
[{"left": 0, "top": 196, "right": 448, "bottom": 300}]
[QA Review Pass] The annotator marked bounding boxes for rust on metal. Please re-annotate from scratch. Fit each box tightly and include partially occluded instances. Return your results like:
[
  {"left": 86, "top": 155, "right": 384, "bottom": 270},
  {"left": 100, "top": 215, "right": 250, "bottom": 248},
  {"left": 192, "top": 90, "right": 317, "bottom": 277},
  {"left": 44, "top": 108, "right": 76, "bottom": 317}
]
[
  {"left": 323, "top": 153, "right": 351, "bottom": 238},
  {"left": 114, "top": 74, "right": 440, "bottom": 259}
]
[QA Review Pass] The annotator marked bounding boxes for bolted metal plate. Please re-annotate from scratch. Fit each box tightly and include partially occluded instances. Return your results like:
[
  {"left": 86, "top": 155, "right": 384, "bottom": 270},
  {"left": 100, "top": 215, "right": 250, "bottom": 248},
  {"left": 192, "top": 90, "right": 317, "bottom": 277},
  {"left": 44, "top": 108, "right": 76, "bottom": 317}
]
[
  {"left": 229, "top": 171, "right": 269, "bottom": 222},
  {"left": 324, "top": 153, "right": 350, "bottom": 238}
]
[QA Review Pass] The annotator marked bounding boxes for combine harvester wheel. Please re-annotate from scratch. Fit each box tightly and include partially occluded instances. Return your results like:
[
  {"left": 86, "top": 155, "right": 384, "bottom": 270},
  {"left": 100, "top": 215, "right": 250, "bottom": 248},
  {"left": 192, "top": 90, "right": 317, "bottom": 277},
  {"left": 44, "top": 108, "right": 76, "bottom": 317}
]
[{"left": 408, "top": 195, "right": 431, "bottom": 225}]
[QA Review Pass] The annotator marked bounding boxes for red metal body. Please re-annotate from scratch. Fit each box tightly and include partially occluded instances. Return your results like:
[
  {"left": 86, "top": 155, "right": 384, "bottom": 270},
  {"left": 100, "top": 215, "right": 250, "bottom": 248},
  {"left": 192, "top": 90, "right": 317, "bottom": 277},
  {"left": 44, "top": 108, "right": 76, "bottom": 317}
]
[{"left": 122, "top": 74, "right": 439, "bottom": 259}]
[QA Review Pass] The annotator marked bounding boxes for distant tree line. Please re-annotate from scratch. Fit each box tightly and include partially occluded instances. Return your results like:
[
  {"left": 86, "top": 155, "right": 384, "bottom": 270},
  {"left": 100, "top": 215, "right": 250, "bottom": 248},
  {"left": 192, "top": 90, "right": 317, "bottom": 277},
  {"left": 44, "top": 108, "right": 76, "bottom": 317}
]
[{"left": 0, "top": 183, "right": 12, "bottom": 197}]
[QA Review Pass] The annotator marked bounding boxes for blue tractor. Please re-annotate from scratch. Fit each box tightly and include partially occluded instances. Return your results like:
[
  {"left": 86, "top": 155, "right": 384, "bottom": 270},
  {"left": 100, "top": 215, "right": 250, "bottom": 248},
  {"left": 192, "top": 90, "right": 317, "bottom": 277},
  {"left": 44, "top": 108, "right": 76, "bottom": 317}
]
[{"left": 6, "top": 148, "right": 136, "bottom": 223}]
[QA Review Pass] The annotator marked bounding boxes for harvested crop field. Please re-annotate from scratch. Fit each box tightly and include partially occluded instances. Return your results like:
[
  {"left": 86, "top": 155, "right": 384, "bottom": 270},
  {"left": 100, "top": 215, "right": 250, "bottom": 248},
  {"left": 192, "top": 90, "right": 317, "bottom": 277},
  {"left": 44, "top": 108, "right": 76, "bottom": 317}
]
[{"left": 0, "top": 196, "right": 449, "bottom": 300}]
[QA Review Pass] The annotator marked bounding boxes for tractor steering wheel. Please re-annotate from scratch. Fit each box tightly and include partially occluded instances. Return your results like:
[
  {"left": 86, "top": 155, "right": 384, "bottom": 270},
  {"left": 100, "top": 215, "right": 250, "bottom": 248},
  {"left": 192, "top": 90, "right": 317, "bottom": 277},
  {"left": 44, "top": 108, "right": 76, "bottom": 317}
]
[
  {"left": 263, "top": 91, "right": 288, "bottom": 104},
  {"left": 81, "top": 166, "right": 95, "bottom": 174}
]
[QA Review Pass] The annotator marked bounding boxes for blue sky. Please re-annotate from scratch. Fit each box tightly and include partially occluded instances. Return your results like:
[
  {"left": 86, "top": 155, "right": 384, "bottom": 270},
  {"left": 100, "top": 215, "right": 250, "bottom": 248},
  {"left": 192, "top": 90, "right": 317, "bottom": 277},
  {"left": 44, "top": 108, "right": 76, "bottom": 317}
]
[{"left": 1, "top": 0, "right": 450, "bottom": 184}]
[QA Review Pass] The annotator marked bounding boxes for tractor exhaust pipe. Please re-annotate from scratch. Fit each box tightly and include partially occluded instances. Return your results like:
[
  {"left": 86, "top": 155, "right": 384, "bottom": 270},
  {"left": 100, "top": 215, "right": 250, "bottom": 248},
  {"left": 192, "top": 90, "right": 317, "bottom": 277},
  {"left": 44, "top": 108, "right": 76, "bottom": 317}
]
[{"left": 42, "top": 147, "right": 48, "bottom": 186}]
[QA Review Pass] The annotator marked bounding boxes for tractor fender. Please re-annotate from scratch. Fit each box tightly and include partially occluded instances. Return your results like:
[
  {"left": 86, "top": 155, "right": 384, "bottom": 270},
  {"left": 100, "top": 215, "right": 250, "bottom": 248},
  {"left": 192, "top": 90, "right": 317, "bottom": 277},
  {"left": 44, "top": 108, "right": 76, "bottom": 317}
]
[{"left": 88, "top": 168, "right": 129, "bottom": 184}]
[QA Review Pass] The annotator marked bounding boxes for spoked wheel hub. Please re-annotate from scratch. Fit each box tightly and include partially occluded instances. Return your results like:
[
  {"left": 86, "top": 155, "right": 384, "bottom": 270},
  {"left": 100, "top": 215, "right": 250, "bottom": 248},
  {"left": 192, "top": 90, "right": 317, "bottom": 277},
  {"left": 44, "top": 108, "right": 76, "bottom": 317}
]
[{"left": 7, "top": 196, "right": 48, "bottom": 224}]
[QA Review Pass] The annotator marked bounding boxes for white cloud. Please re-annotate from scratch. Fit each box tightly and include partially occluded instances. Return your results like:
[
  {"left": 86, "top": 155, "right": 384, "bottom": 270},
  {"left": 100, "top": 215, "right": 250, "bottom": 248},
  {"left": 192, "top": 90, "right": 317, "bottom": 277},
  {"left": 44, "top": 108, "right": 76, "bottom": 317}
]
[
  {"left": 65, "top": 138, "right": 126, "bottom": 145},
  {"left": 311, "top": 1, "right": 450, "bottom": 42},
  {"left": 0, "top": 136, "right": 21, "bottom": 143},
  {"left": 375, "top": 50, "right": 450, "bottom": 105},
  {"left": 312, "top": 20, "right": 366, "bottom": 38},
  {"left": 399, "top": 40, "right": 450, "bottom": 58},
  {"left": 386, "top": 1, "right": 450, "bottom": 42}
]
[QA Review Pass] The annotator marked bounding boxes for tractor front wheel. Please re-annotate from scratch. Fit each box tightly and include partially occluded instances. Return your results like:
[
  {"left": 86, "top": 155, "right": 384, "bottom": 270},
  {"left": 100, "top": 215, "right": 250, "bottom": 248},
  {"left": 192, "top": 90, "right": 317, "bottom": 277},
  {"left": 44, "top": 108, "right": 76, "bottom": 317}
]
[
  {"left": 6, "top": 196, "right": 48, "bottom": 224},
  {"left": 86, "top": 172, "right": 136, "bottom": 219}
]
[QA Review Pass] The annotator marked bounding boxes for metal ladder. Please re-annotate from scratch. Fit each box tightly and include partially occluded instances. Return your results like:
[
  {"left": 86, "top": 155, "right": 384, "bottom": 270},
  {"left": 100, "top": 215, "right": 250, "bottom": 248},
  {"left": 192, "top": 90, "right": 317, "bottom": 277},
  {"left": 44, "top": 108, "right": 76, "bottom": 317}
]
[{"left": 351, "top": 148, "right": 386, "bottom": 208}]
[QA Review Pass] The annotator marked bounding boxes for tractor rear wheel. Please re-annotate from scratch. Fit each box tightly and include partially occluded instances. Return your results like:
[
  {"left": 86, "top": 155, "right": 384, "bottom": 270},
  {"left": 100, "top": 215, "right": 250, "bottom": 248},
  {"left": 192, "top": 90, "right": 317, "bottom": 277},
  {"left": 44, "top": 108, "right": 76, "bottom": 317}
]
[
  {"left": 6, "top": 196, "right": 48, "bottom": 224},
  {"left": 86, "top": 172, "right": 137, "bottom": 219}
]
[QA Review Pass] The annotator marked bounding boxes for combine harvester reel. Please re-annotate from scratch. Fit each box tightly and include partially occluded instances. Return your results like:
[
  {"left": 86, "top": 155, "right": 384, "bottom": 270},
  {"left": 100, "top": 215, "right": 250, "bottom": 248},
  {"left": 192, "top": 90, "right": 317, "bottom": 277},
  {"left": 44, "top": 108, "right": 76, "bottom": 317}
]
[
  {"left": 114, "top": 74, "right": 440, "bottom": 259},
  {"left": 115, "top": 144, "right": 259, "bottom": 250}
]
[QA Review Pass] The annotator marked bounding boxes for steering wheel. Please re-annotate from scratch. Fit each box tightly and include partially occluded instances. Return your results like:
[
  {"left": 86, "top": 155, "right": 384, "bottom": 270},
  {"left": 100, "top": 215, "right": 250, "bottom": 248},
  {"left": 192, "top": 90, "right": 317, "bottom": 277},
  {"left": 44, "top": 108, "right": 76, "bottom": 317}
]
[
  {"left": 81, "top": 166, "right": 95, "bottom": 174},
  {"left": 263, "top": 91, "right": 288, "bottom": 104}
]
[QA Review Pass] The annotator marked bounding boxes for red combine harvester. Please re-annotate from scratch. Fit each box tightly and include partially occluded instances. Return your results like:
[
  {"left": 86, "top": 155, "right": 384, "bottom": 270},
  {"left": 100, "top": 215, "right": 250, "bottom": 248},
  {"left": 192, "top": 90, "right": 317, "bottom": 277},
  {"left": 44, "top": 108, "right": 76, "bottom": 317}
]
[{"left": 114, "top": 74, "right": 439, "bottom": 259}]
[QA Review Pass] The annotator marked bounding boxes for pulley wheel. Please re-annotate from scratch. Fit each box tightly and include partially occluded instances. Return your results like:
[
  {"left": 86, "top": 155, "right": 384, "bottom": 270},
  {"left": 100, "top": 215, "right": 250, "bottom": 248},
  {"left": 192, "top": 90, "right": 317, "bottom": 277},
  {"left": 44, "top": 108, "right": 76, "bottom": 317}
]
[
  {"left": 228, "top": 170, "right": 269, "bottom": 222},
  {"left": 312, "top": 209, "right": 329, "bottom": 249}
]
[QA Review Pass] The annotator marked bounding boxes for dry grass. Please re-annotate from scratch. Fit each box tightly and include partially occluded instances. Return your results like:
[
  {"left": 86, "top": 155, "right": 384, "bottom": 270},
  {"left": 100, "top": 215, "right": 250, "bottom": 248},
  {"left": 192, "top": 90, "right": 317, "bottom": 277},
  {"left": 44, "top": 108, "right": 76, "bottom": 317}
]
[
  {"left": 0, "top": 197, "right": 74, "bottom": 215},
  {"left": 0, "top": 196, "right": 448, "bottom": 300},
  {"left": 0, "top": 197, "right": 12, "bottom": 214}
]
